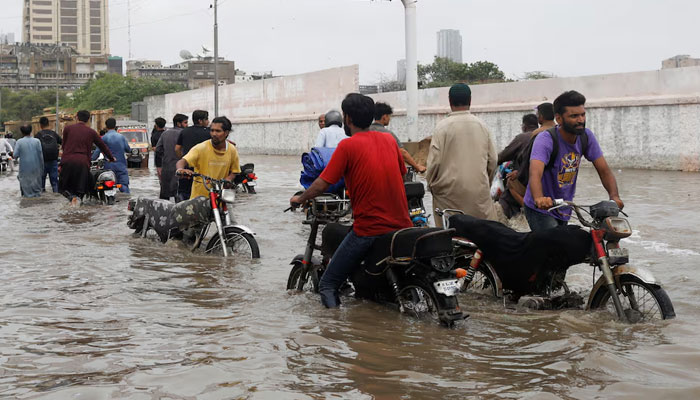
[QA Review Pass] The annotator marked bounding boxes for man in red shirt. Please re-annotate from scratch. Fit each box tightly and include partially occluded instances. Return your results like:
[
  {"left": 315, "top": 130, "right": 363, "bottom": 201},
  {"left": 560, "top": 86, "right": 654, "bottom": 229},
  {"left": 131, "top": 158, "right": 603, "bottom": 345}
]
[{"left": 290, "top": 93, "right": 412, "bottom": 308}]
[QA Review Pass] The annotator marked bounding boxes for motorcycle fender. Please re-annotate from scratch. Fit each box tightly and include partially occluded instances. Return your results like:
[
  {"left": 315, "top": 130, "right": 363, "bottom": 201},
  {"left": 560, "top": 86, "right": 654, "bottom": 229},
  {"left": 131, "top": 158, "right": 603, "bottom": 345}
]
[
  {"left": 585, "top": 264, "right": 659, "bottom": 309},
  {"left": 225, "top": 224, "right": 255, "bottom": 235},
  {"left": 291, "top": 254, "right": 321, "bottom": 266}
]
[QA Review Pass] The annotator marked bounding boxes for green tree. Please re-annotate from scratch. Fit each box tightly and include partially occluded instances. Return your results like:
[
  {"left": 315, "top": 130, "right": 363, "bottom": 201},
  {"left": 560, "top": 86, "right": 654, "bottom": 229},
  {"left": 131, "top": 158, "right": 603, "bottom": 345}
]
[
  {"left": 417, "top": 57, "right": 508, "bottom": 88},
  {"left": 520, "top": 71, "right": 556, "bottom": 80},
  {"left": 70, "top": 73, "right": 185, "bottom": 115},
  {"left": 0, "top": 88, "right": 69, "bottom": 127}
]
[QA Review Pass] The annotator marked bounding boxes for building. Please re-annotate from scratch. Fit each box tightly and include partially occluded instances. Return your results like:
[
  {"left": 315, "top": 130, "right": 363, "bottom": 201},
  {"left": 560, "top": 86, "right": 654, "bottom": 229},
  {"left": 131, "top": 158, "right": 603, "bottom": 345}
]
[
  {"left": 22, "top": 0, "right": 109, "bottom": 56},
  {"left": 437, "top": 29, "right": 463, "bottom": 63},
  {"left": 397, "top": 59, "right": 406, "bottom": 84},
  {"left": 0, "top": 42, "right": 109, "bottom": 91},
  {"left": 126, "top": 58, "right": 236, "bottom": 90},
  {"left": 107, "top": 55, "right": 122, "bottom": 75},
  {"left": 662, "top": 55, "right": 700, "bottom": 69},
  {"left": 0, "top": 33, "right": 15, "bottom": 44}
]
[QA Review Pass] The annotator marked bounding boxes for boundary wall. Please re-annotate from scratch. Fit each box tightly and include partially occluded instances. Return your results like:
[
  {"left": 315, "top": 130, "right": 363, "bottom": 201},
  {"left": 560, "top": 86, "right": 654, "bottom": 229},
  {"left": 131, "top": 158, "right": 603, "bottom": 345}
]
[{"left": 144, "top": 65, "right": 700, "bottom": 171}]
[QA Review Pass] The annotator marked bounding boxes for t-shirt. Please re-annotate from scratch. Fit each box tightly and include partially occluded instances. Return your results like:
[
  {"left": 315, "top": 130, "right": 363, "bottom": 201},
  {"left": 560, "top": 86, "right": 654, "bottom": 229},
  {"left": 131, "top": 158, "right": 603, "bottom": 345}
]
[
  {"left": 524, "top": 127, "right": 604, "bottom": 220},
  {"left": 177, "top": 125, "right": 211, "bottom": 156},
  {"left": 314, "top": 125, "right": 347, "bottom": 148},
  {"left": 182, "top": 140, "right": 241, "bottom": 199},
  {"left": 320, "top": 131, "right": 412, "bottom": 236},
  {"left": 35, "top": 129, "right": 62, "bottom": 161}
]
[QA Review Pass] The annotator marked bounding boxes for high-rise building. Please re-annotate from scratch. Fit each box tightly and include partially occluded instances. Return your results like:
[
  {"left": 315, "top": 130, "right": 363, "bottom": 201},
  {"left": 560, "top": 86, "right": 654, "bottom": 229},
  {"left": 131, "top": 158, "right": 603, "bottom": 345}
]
[
  {"left": 437, "top": 29, "right": 462, "bottom": 63},
  {"left": 0, "top": 33, "right": 15, "bottom": 44},
  {"left": 22, "top": 0, "right": 110, "bottom": 56}
]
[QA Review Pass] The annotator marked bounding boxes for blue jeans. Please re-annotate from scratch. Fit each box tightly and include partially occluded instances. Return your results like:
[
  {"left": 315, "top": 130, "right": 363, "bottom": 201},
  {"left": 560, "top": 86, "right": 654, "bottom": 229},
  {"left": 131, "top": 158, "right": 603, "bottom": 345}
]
[
  {"left": 319, "top": 230, "right": 379, "bottom": 308},
  {"left": 42, "top": 160, "right": 59, "bottom": 192},
  {"left": 524, "top": 206, "right": 567, "bottom": 232}
]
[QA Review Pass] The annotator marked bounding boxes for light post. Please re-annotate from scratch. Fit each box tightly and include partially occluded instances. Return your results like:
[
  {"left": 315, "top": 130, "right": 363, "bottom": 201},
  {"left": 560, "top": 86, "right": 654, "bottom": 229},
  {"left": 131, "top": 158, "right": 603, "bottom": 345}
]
[
  {"left": 401, "top": 0, "right": 418, "bottom": 141},
  {"left": 213, "top": 0, "right": 219, "bottom": 116},
  {"left": 55, "top": 0, "right": 60, "bottom": 133}
]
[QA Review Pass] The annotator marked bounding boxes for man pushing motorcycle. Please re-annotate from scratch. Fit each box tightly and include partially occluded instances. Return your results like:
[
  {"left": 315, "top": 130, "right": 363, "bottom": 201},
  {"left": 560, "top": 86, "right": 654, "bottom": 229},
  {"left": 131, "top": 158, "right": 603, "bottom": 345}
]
[{"left": 289, "top": 93, "right": 413, "bottom": 308}]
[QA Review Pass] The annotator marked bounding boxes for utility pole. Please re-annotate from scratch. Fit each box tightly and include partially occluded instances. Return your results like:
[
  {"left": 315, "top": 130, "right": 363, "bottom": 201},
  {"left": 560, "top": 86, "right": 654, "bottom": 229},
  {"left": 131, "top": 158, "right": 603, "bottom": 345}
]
[
  {"left": 127, "top": 0, "right": 132, "bottom": 59},
  {"left": 401, "top": 0, "right": 418, "bottom": 141},
  {"left": 213, "top": 0, "right": 219, "bottom": 116},
  {"left": 55, "top": 0, "right": 60, "bottom": 133}
]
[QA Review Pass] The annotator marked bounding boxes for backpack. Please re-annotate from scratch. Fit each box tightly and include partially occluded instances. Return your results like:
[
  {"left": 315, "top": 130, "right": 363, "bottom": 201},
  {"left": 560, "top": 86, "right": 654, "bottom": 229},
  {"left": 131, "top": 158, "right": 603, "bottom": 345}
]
[
  {"left": 38, "top": 130, "right": 59, "bottom": 160},
  {"left": 515, "top": 127, "right": 589, "bottom": 188}
]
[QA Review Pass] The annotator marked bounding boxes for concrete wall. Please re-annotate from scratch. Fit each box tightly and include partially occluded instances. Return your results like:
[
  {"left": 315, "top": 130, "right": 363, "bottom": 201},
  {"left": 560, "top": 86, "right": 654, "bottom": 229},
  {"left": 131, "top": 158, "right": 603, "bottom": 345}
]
[{"left": 144, "top": 65, "right": 700, "bottom": 171}]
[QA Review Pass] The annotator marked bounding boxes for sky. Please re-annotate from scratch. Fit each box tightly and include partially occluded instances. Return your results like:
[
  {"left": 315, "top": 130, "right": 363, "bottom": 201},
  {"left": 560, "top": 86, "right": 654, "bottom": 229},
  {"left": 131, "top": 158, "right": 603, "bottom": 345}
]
[{"left": 3, "top": 0, "right": 700, "bottom": 84}]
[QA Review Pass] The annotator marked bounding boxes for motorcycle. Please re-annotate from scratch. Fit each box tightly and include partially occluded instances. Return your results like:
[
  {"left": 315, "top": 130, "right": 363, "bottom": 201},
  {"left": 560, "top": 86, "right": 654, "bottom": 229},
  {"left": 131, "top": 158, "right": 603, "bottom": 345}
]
[
  {"left": 232, "top": 163, "right": 257, "bottom": 194},
  {"left": 286, "top": 194, "right": 467, "bottom": 326},
  {"left": 89, "top": 158, "right": 119, "bottom": 205},
  {"left": 0, "top": 152, "right": 10, "bottom": 173},
  {"left": 127, "top": 172, "right": 260, "bottom": 259},
  {"left": 439, "top": 200, "right": 675, "bottom": 322}
]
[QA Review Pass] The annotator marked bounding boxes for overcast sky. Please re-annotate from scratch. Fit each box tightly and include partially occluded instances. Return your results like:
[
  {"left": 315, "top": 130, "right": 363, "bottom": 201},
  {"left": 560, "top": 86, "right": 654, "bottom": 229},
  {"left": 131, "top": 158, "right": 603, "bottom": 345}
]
[{"left": 3, "top": 0, "right": 700, "bottom": 83}]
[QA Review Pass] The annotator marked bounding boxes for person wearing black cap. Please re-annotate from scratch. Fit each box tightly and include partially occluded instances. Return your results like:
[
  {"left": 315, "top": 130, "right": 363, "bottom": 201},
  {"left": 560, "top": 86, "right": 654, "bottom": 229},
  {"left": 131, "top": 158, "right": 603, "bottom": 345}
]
[{"left": 426, "top": 83, "right": 498, "bottom": 226}]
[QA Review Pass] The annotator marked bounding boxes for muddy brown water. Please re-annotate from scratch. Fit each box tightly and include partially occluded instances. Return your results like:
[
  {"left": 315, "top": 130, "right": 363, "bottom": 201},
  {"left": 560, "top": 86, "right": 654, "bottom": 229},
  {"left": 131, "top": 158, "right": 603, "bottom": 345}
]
[{"left": 0, "top": 155, "right": 698, "bottom": 399}]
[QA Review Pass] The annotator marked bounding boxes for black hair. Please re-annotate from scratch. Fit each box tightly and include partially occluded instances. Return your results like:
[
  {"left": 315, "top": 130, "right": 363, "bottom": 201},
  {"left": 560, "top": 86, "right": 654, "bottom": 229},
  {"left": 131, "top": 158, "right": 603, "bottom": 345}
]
[
  {"left": 192, "top": 110, "right": 209, "bottom": 125},
  {"left": 522, "top": 113, "right": 539, "bottom": 129},
  {"left": 211, "top": 116, "right": 232, "bottom": 132},
  {"left": 553, "top": 91, "right": 586, "bottom": 116},
  {"left": 105, "top": 117, "right": 116, "bottom": 129},
  {"left": 20, "top": 125, "right": 32, "bottom": 136},
  {"left": 374, "top": 102, "right": 393, "bottom": 121},
  {"left": 536, "top": 102, "right": 554, "bottom": 121},
  {"left": 155, "top": 117, "right": 166, "bottom": 129},
  {"left": 173, "top": 113, "right": 188, "bottom": 127},
  {"left": 76, "top": 110, "right": 91, "bottom": 122},
  {"left": 341, "top": 93, "right": 375, "bottom": 130},
  {"left": 448, "top": 83, "right": 472, "bottom": 107},
  {"left": 39, "top": 116, "right": 49, "bottom": 127}
]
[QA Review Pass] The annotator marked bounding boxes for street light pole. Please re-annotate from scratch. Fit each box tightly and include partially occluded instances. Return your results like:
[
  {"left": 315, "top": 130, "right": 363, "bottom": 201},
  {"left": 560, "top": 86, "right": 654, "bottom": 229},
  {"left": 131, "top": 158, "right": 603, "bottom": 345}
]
[
  {"left": 213, "top": 0, "right": 219, "bottom": 116},
  {"left": 401, "top": 0, "right": 418, "bottom": 141},
  {"left": 55, "top": 0, "right": 60, "bottom": 133}
]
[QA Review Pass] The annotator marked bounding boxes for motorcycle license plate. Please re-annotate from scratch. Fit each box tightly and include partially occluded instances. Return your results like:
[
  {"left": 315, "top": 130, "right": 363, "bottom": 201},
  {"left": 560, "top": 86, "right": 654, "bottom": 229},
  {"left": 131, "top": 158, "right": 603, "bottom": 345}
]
[
  {"left": 434, "top": 279, "right": 460, "bottom": 296},
  {"left": 104, "top": 190, "right": 116, "bottom": 196},
  {"left": 246, "top": 181, "right": 256, "bottom": 187}
]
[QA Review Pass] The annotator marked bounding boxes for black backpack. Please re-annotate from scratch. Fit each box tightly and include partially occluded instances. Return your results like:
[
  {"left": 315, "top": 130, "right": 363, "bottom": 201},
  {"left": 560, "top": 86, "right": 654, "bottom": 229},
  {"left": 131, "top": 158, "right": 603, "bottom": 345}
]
[
  {"left": 515, "top": 127, "right": 588, "bottom": 187},
  {"left": 38, "top": 130, "right": 60, "bottom": 160}
]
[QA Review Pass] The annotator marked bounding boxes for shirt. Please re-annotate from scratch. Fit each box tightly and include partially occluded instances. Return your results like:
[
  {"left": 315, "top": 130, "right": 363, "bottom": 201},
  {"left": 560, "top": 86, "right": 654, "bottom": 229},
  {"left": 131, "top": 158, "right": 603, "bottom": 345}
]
[
  {"left": 314, "top": 125, "right": 347, "bottom": 148},
  {"left": 320, "top": 131, "right": 412, "bottom": 236},
  {"left": 92, "top": 130, "right": 131, "bottom": 166},
  {"left": 61, "top": 122, "right": 114, "bottom": 167},
  {"left": 0, "top": 138, "right": 12, "bottom": 153},
  {"left": 524, "top": 127, "right": 604, "bottom": 220},
  {"left": 34, "top": 129, "right": 62, "bottom": 161},
  {"left": 182, "top": 140, "right": 241, "bottom": 199},
  {"left": 369, "top": 123, "right": 403, "bottom": 148},
  {"left": 151, "top": 128, "right": 165, "bottom": 167},
  {"left": 177, "top": 125, "right": 211, "bottom": 156},
  {"left": 498, "top": 130, "right": 532, "bottom": 166}
]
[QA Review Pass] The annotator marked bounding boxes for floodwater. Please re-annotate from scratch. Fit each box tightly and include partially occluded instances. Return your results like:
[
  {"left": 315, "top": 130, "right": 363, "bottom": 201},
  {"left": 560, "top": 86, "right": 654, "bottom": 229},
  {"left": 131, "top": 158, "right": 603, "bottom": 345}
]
[{"left": 0, "top": 155, "right": 699, "bottom": 399}]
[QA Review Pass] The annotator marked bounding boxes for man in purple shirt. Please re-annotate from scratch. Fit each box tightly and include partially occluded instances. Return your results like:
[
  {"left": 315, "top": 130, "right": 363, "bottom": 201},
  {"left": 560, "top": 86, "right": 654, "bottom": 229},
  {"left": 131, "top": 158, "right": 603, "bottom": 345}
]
[{"left": 524, "top": 90, "right": 623, "bottom": 231}]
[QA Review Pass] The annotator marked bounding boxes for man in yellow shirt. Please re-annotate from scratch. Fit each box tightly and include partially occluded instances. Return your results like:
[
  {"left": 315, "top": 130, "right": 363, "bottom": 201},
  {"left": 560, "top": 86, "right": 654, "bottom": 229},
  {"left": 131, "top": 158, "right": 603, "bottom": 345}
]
[{"left": 175, "top": 116, "right": 241, "bottom": 199}]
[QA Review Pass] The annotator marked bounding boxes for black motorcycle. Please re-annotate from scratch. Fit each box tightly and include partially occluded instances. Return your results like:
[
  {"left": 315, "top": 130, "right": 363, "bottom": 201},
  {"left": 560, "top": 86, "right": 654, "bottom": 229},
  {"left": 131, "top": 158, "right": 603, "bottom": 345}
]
[
  {"left": 286, "top": 194, "right": 467, "bottom": 326},
  {"left": 127, "top": 172, "right": 260, "bottom": 259},
  {"left": 232, "top": 163, "right": 257, "bottom": 194},
  {"left": 89, "top": 158, "right": 119, "bottom": 205}
]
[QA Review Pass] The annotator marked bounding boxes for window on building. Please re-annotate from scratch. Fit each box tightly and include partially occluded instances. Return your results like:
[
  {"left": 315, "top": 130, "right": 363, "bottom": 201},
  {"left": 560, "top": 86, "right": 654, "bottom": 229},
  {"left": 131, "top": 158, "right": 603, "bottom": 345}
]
[
  {"left": 61, "top": 34, "right": 78, "bottom": 42},
  {"left": 91, "top": 35, "right": 101, "bottom": 43},
  {"left": 32, "top": 17, "right": 52, "bottom": 23},
  {"left": 90, "top": 27, "right": 100, "bottom": 34},
  {"left": 34, "top": 26, "right": 52, "bottom": 32},
  {"left": 60, "top": 8, "right": 77, "bottom": 17},
  {"left": 60, "top": 0, "right": 78, "bottom": 7},
  {"left": 33, "top": 8, "right": 52, "bottom": 14},
  {"left": 90, "top": 18, "right": 101, "bottom": 26},
  {"left": 61, "top": 17, "right": 77, "bottom": 25},
  {"left": 32, "top": 0, "right": 53, "bottom": 5},
  {"left": 62, "top": 26, "right": 77, "bottom": 34},
  {"left": 91, "top": 44, "right": 101, "bottom": 51},
  {"left": 90, "top": 9, "right": 100, "bottom": 18}
]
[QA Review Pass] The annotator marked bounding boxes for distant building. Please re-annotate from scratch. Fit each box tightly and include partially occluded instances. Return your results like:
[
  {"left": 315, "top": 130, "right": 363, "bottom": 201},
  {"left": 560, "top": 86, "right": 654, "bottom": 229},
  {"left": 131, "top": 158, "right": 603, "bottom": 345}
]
[
  {"left": 126, "top": 58, "right": 235, "bottom": 90},
  {"left": 108, "top": 56, "right": 123, "bottom": 75},
  {"left": 0, "top": 33, "right": 15, "bottom": 44},
  {"left": 437, "top": 29, "right": 463, "bottom": 63},
  {"left": 662, "top": 55, "right": 700, "bottom": 69},
  {"left": 22, "top": 0, "right": 109, "bottom": 56},
  {"left": 397, "top": 59, "right": 406, "bottom": 84},
  {"left": 359, "top": 85, "right": 378, "bottom": 95},
  {"left": 0, "top": 42, "right": 109, "bottom": 91}
]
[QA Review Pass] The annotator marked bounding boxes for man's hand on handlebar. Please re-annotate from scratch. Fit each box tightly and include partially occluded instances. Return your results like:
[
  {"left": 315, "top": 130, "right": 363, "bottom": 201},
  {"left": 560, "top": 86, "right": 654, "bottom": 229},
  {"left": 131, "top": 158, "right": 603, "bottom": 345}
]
[
  {"left": 289, "top": 194, "right": 303, "bottom": 210},
  {"left": 535, "top": 196, "right": 554, "bottom": 209},
  {"left": 176, "top": 169, "right": 194, "bottom": 177},
  {"left": 611, "top": 195, "right": 624, "bottom": 210}
]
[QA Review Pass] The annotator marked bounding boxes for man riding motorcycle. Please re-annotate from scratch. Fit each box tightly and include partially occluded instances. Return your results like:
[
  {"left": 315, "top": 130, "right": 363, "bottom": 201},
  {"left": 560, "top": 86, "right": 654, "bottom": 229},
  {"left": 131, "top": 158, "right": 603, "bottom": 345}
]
[{"left": 289, "top": 93, "right": 412, "bottom": 308}]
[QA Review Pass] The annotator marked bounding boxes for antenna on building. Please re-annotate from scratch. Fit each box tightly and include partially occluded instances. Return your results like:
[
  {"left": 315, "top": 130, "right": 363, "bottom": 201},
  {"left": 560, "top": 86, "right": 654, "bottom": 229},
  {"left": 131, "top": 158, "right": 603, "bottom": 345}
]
[{"left": 179, "top": 50, "right": 194, "bottom": 60}]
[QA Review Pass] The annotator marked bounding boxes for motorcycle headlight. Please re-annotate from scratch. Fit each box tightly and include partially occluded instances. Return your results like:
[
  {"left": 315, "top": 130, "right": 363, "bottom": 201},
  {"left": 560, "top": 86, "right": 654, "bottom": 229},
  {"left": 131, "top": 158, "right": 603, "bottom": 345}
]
[
  {"left": 604, "top": 217, "right": 632, "bottom": 239},
  {"left": 221, "top": 189, "right": 236, "bottom": 204}
]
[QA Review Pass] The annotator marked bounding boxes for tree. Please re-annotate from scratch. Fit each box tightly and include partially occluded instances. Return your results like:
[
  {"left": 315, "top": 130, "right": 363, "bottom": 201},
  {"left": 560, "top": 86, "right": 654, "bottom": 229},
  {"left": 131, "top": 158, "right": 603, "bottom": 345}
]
[
  {"left": 417, "top": 57, "right": 508, "bottom": 88},
  {"left": 70, "top": 73, "right": 186, "bottom": 115},
  {"left": 0, "top": 88, "right": 69, "bottom": 127},
  {"left": 520, "top": 71, "right": 556, "bottom": 80}
]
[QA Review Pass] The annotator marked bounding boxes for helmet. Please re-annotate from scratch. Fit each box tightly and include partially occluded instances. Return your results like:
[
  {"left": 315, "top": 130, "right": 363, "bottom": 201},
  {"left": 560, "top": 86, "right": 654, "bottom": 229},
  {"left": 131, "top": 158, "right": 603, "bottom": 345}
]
[{"left": 324, "top": 110, "right": 343, "bottom": 128}]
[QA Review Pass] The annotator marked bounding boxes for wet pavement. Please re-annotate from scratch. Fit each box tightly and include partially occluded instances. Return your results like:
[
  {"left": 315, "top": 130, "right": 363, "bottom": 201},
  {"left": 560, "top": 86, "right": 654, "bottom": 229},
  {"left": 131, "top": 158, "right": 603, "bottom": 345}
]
[{"left": 0, "top": 155, "right": 699, "bottom": 399}]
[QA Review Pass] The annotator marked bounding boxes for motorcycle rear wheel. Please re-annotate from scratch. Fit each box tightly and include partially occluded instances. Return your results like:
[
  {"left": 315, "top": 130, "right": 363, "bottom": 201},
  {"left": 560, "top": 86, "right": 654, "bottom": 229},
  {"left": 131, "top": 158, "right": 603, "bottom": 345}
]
[
  {"left": 589, "top": 275, "right": 675, "bottom": 321},
  {"left": 244, "top": 183, "right": 256, "bottom": 194},
  {"left": 463, "top": 265, "right": 499, "bottom": 298},
  {"left": 398, "top": 281, "right": 441, "bottom": 324},
  {"left": 205, "top": 226, "right": 260, "bottom": 259}
]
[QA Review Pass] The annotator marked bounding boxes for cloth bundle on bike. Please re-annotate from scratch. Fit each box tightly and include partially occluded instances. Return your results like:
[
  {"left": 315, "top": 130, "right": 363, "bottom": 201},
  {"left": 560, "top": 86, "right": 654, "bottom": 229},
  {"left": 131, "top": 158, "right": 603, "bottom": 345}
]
[
  {"left": 300, "top": 147, "right": 345, "bottom": 194},
  {"left": 130, "top": 197, "right": 211, "bottom": 242},
  {"left": 449, "top": 214, "right": 591, "bottom": 295}
]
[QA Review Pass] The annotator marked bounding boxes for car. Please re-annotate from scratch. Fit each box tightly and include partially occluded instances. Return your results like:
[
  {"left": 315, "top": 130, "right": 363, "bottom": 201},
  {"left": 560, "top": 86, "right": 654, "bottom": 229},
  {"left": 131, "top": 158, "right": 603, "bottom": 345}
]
[{"left": 117, "top": 120, "right": 150, "bottom": 169}]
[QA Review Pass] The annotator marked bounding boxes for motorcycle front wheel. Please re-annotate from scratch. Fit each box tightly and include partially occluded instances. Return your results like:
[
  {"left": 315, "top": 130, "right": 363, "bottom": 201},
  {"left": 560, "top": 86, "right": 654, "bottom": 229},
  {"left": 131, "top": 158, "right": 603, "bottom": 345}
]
[
  {"left": 589, "top": 275, "right": 675, "bottom": 321},
  {"left": 205, "top": 226, "right": 260, "bottom": 259},
  {"left": 287, "top": 262, "right": 319, "bottom": 292}
]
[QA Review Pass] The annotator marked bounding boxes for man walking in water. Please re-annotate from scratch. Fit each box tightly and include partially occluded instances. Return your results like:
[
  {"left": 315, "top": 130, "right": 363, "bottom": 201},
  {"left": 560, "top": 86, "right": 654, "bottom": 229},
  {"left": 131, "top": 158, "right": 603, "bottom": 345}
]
[
  {"left": 290, "top": 93, "right": 412, "bottom": 308},
  {"left": 175, "top": 110, "right": 210, "bottom": 202},
  {"left": 92, "top": 118, "right": 132, "bottom": 193},
  {"left": 59, "top": 110, "right": 115, "bottom": 205},
  {"left": 156, "top": 113, "right": 188, "bottom": 200},
  {"left": 35, "top": 116, "right": 62, "bottom": 193},
  {"left": 13, "top": 125, "right": 44, "bottom": 198}
]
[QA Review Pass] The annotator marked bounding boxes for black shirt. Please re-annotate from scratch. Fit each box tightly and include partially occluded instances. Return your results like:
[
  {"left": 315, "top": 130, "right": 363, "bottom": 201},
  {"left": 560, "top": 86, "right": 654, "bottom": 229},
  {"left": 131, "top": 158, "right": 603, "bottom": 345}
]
[
  {"left": 176, "top": 125, "right": 211, "bottom": 157},
  {"left": 35, "top": 129, "right": 62, "bottom": 161},
  {"left": 151, "top": 128, "right": 164, "bottom": 167}
]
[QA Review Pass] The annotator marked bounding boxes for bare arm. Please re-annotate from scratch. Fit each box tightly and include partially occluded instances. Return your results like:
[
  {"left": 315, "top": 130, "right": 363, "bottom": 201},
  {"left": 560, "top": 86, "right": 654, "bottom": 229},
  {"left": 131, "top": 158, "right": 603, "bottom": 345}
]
[
  {"left": 175, "top": 144, "right": 183, "bottom": 158},
  {"left": 289, "top": 177, "right": 331, "bottom": 206},
  {"left": 400, "top": 148, "right": 426, "bottom": 173},
  {"left": 528, "top": 159, "right": 552, "bottom": 209},
  {"left": 592, "top": 156, "right": 624, "bottom": 209},
  {"left": 175, "top": 158, "right": 191, "bottom": 175}
]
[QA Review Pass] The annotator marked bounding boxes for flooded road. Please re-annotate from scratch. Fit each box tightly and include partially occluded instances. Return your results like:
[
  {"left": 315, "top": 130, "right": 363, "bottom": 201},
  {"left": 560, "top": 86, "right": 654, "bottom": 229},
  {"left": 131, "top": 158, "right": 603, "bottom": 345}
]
[{"left": 1, "top": 155, "right": 699, "bottom": 399}]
